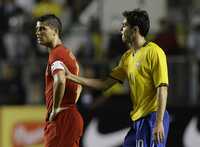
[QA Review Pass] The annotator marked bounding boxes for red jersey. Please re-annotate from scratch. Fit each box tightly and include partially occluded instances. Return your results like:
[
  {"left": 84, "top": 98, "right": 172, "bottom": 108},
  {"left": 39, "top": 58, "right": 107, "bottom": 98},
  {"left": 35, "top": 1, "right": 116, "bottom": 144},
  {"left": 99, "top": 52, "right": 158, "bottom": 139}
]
[{"left": 45, "top": 44, "right": 81, "bottom": 113}]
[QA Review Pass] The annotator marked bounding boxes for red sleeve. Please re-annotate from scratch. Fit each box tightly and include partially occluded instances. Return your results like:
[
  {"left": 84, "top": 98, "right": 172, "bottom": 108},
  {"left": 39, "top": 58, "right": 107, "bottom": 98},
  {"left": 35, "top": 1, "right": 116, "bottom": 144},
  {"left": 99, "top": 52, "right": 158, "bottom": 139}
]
[
  {"left": 49, "top": 46, "right": 79, "bottom": 76},
  {"left": 49, "top": 46, "right": 66, "bottom": 75}
]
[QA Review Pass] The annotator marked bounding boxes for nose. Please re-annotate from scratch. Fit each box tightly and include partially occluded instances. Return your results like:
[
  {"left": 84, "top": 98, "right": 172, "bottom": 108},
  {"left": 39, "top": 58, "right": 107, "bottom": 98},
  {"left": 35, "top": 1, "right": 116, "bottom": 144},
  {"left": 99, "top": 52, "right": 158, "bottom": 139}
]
[
  {"left": 35, "top": 30, "right": 39, "bottom": 36},
  {"left": 35, "top": 28, "right": 40, "bottom": 36}
]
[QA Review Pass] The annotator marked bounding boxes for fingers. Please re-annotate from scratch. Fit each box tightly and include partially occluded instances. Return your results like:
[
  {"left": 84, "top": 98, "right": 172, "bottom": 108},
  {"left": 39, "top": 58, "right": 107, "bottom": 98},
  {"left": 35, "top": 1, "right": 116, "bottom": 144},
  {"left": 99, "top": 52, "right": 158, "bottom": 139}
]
[
  {"left": 154, "top": 132, "right": 164, "bottom": 144},
  {"left": 49, "top": 112, "right": 56, "bottom": 122},
  {"left": 61, "top": 62, "right": 70, "bottom": 75},
  {"left": 49, "top": 114, "right": 54, "bottom": 122},
  {"left": 160, "top": 132, "right": 164, "bottom": 143},
  {"left": 49, "top": 108, "right": 63, "bottom": 122}
]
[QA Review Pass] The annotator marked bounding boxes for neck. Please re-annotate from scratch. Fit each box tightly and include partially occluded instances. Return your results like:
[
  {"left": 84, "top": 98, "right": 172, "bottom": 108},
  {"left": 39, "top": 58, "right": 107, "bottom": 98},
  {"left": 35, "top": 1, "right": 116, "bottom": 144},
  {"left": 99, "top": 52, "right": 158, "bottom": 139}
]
[
  {"left": 52, "top": 37, "right": 62, "bottom": 48},
  {"left": 130, "top": 36, "right": 146, "bottom": 51},
  {"left": 48, "top": 37, "right": 62, "bottom": 50}
]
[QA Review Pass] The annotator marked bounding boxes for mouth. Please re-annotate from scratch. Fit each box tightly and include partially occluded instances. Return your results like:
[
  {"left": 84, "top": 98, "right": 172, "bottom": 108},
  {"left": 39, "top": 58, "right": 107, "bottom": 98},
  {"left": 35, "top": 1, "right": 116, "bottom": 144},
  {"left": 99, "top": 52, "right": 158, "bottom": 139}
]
[
  {"left": 36, "top": 36, "right": 42, "bottom": 42},
  {"left": 121, "top": 32, "right": 124, "bottom": 37}
]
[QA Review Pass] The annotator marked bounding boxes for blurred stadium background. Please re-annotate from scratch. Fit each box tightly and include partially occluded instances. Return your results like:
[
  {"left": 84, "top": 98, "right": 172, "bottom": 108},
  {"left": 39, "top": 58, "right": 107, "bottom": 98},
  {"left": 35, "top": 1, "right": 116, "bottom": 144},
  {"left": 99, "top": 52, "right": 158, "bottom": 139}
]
[{"left": 0, "top": 0, "right": 200, "bottom": 146}]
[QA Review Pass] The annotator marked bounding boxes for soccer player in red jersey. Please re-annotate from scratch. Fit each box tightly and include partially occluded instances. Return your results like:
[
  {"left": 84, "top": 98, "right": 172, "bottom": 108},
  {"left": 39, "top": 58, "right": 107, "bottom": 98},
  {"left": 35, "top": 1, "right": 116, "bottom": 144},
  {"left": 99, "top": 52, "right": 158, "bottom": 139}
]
[{"left": 35, "top": 14, "right": 83, "bottom": 147}]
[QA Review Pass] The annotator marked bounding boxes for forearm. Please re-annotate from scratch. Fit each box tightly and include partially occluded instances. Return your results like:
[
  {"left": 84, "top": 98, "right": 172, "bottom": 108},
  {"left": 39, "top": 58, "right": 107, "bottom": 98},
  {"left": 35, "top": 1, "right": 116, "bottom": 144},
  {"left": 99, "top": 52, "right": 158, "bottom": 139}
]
[
  {"left": 68, "top": 74, "right": 105, "bottom": 90},
  {"left": 156, "top": 86, "right": 168, "bottom": 123},
  {"left": 53, "top": 80, "right": 66, "bottom": 109}
]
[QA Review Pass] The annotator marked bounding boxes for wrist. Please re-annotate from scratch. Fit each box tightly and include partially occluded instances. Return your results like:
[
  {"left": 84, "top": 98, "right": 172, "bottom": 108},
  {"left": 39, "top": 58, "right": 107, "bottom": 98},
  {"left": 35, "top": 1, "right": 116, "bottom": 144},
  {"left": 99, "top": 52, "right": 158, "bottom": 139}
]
[
  {"left": 52, "top": 109, "right": 60, "bottom": 115},
  {"left": 52, "top": 106, "right": 59, "bottom": 112},
  {"left": 156, "top": 119, "right": 163, "bottom": 124}
]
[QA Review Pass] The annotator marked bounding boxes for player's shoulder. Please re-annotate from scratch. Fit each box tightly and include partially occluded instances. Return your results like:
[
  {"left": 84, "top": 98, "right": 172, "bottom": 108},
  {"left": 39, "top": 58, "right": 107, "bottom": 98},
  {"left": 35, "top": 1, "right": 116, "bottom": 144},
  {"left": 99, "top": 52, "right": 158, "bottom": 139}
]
[
  {"left": 49, "top": 44, "right": 69, "bottom": 62},
  {"left": 51, "top": 44, "right": 72, "bottom": 57},
  {"left": 52, "top": 44, "right": 68, "bottom": 53},
  {"left": 121, "top": 49, "right": 133, "bottom": 60},
  {"left": 146, "top": 42, "right": 166, "bottom": 56}
]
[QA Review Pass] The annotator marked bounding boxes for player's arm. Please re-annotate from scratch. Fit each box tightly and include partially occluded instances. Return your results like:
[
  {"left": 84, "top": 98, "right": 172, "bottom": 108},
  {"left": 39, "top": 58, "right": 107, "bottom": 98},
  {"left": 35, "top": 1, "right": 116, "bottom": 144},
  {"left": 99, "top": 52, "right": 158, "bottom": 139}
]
[
  {"left": 62, "top": 63, "right": 117, "bottom": 90},
  {"left": 149, "top": 47, "right": 169, "bottom": 143},
  {"left": 156, "top": 86, "right": 168, "bottom": 123},
  {"left": 154, "top": 85, "right": 168, "bottom": 144},
  {"left": 49, "top": 70, "right": 66, "bottom": 121},
  {"left": 67, "top": 73, "right": 117, "bottom": 91},
  {"left": 53, "top": 70, "right": 66, "bottom": 109}
]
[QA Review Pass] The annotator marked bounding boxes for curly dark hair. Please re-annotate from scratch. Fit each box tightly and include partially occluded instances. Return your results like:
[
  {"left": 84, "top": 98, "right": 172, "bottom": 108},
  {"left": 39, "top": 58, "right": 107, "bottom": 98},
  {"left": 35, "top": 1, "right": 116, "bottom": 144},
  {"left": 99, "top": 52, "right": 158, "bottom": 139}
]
[
  {"left": 36, "top": 14, "right": 62, "bottom": 37},
  {"left": 122, "top": 9, "right": 150, "bottom": 37}
]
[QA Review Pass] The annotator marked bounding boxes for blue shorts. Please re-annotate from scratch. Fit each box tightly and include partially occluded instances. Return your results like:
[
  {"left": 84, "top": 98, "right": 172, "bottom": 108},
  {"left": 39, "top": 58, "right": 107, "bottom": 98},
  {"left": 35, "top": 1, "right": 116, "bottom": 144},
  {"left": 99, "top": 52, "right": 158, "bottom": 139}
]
[{"left": 123, "top": 111, "right": 169, "bottom": 147}]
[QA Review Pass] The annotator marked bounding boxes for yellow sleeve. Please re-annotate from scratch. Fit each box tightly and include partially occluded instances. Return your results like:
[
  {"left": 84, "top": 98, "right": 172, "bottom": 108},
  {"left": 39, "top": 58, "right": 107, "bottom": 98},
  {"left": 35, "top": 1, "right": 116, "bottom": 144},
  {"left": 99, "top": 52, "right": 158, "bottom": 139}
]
[
  {"left": 110, "top": 55, "right": 126, "bottom": 83},
  {"left": 148, "top": 47, "right": 169, "bottom": 87}
]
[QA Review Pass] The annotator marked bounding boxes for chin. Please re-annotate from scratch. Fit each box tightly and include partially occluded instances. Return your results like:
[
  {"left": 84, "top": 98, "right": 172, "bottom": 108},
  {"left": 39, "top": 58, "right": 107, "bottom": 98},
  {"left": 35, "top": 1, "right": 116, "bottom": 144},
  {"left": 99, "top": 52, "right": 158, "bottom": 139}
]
[
  {"left": 37, "top": 40, "right": 45, "bottom": 46},
  {"left": 122, "top": 37, "right": 126, "bottom": 43},
  {"left": 121, "top": 36, "right": 124, "bottom": 41}
]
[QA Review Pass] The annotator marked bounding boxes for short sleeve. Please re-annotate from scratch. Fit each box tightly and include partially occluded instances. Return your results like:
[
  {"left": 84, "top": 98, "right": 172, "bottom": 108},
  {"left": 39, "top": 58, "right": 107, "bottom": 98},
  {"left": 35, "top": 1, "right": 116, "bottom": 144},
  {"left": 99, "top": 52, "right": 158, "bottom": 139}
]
[
  {"left": 49, "top": 47, "right": 66, "bottom": 75},
  {"left": 110, "top": 55, "right": 126, "bottom": 83},
  {"left": 51, "top": 60, "right": 65, "bottom": 75},
  {"left": 148, "top": 48, "right": 169, "bottom": 87}
]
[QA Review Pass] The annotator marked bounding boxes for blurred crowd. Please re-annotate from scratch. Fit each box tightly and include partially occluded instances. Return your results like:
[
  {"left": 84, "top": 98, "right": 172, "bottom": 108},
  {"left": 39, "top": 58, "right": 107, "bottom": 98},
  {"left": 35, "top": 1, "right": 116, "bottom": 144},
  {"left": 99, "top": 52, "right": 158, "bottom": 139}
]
[{"left": 0, "top": 0, "right": 200, "bottom": 106}]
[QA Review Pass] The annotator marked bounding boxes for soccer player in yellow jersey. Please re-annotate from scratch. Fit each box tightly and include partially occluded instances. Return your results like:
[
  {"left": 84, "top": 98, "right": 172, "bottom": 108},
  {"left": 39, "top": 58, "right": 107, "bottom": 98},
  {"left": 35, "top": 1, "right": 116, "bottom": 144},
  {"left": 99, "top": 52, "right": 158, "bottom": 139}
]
[{"left": 64, "top": 9, "right": 169, "bottom": 147}]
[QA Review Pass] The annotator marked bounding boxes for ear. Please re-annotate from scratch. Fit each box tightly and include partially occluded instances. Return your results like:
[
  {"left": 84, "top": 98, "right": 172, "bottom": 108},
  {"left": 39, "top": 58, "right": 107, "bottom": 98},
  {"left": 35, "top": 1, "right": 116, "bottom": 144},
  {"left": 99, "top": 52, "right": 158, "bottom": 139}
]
[
  {"left": 133, "top": 26, "right": 139, "bottom": 32},
  {"left": 53, "top": 28, "right": 59, "bottom": 36}
]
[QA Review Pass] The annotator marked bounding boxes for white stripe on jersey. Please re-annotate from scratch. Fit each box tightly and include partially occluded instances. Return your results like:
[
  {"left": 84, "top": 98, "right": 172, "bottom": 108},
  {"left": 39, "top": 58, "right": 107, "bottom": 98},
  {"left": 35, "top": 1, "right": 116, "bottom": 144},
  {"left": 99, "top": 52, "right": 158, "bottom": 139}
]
[{"left": 51, "top": 60, "right": 65, "bottom": 74}]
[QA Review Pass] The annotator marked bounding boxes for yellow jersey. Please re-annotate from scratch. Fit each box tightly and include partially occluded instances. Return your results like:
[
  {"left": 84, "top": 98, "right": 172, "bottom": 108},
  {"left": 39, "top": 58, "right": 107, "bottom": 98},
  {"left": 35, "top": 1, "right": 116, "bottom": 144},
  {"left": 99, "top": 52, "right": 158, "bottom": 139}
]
[{"left": 110, "top": 42, "right": 168, "bottom": 121}]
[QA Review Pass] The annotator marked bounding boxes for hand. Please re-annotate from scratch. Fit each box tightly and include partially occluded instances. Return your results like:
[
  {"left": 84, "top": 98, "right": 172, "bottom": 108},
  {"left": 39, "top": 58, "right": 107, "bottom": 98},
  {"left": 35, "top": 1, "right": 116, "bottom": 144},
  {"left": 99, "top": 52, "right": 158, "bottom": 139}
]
[
  {"left": 49, "top": 108, "right": 62, "bottom": 122},
  {"left": 153, "top": 121, "right": 165, "bottom": 144},
  {"left": 61, "top": 63, "right": 72, "bottom": 77}
]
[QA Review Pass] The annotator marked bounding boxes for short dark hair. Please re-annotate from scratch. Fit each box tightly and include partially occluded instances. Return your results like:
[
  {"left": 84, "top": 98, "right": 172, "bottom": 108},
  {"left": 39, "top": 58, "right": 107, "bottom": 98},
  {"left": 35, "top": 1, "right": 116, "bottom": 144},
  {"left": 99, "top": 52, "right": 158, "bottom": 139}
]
[
  {"left": 122, "top": 9, "right": 150, "bottom": 37},
  {"left": 37, "top": 14, "right": 62, "bottom": 37}
]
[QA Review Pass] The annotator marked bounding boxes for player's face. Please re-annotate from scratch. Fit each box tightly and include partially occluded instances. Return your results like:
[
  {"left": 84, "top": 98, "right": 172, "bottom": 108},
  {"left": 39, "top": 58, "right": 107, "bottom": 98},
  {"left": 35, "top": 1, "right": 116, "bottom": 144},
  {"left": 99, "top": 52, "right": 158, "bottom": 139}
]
[
  {"left": 120, "top": 18, "right": 133, "bottom": 44},
  {"left": 35, "top": 21, "right": 56, "bottom": 46}
]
